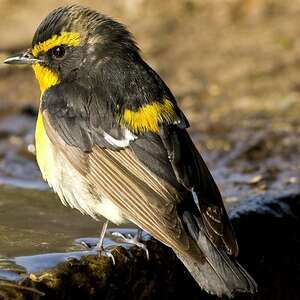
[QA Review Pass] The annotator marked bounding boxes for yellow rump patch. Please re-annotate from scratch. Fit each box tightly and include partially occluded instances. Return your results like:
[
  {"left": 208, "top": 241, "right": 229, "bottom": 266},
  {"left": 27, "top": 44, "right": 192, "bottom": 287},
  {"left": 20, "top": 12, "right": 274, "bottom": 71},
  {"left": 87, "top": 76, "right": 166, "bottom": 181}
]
[
  {"left": 32, "top": 32, "right": 80, "bottom": 57},
  {"left": 122, "top": 99, "right": 177, "bottom": 133},
  {"left": 32, "top": 64, "right": 59, "bottom": 94}
]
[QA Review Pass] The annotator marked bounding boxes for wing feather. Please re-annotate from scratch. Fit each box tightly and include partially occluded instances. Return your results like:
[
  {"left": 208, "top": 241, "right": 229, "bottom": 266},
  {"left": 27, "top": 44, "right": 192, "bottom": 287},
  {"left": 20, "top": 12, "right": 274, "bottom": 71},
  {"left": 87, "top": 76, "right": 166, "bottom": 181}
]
[
  {"left": 88, "top": 147, "right": 191, "bottom": 252},
  {"left": 159, "top": 124, "right": 239, "bottom": 256},
  {"left": 43, "top": 110, "right": 194, "bottom": 255}
]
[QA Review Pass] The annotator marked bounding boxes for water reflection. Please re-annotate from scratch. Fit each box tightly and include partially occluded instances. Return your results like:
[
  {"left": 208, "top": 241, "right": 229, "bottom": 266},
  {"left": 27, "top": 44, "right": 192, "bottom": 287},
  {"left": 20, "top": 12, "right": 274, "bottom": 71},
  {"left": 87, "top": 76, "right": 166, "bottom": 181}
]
[
  {"left": 0, "top": 185, "right": 137, "bottom": 281},
  {"left": 0, "top": 228, "right": 141, "bottom": 281}
]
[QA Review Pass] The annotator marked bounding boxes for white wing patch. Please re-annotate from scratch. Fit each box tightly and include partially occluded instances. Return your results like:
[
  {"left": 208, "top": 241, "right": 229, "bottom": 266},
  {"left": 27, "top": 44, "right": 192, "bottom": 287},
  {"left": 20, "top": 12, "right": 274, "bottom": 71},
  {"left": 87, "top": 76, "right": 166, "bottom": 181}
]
[{"left": 103, "top": 129, "right": 136, "bottom": 148}]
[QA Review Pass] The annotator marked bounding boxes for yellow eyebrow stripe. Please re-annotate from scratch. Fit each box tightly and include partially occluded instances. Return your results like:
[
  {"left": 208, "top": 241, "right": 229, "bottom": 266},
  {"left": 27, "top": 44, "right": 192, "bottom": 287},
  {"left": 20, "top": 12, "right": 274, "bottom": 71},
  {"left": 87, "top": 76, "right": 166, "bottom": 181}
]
[
  {"left": 122, "top": 99, "right": 177, "bottom": 133},
  {"left": 32, "top": 32, "right": 81, "bottom": 57}
]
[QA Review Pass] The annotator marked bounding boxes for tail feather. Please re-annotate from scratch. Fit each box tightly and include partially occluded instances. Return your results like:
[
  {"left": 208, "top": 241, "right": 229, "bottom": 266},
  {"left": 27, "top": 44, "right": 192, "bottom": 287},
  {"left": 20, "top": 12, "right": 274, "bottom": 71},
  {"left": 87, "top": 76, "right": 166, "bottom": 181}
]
[
  {"left": 175, "top": 226, "right": 257, "bottom": 298},
  {"left": 176, "top": 251, "right": 257, "bottom": 298}
]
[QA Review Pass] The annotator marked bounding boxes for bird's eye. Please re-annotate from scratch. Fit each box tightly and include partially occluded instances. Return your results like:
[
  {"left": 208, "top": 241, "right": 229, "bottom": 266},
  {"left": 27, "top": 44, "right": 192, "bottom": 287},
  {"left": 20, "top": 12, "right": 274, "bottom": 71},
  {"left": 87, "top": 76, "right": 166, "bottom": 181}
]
[{"left": 50, "top": 46, "right": 66, "bottom": 59}]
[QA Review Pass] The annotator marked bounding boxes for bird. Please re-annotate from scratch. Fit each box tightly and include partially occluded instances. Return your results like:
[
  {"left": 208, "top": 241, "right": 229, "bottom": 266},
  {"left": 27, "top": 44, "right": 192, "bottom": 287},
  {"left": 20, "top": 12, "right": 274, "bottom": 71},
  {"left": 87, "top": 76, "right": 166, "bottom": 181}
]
[{"left": 4, "top": 5, "right": 257, "bottom": 297}]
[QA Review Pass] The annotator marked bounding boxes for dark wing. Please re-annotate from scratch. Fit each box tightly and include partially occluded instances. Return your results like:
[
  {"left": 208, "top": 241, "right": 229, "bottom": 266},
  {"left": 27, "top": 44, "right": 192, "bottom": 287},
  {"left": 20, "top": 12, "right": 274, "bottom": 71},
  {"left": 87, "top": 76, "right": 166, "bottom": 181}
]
[
  {"left": 128, "top": 122, "right": 238, "bottom": 256},
  {"left": 41, "top": 86, "right": 201, "bottom": 258},
  {"left": 158, "top": 124, "right": 239, "bottom": 256}
]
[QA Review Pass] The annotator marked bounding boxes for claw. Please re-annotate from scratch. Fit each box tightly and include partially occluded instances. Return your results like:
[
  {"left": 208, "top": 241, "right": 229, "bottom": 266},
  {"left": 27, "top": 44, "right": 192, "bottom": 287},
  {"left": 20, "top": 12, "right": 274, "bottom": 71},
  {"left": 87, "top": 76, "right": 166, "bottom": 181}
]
[
  {"left": 96, "top": 241, "right": 116, "bottom": 265},
  {"left": 111, "top": 231, "right": 127, "bottom": 239},
  {"left": 80, "top": 239, "right": 116, "bottom": 264},
  {"left": 80, "top": 241, "right": 92, "bottom": 249},
  {"left": 80, "top": 220, "right": 116, "bottom": 265},
  {"left": 97, "top": 248, "right": 116, "bottom": 265},
  {"left": 112, "top": 231, "right": 149, "bottom": 260}
]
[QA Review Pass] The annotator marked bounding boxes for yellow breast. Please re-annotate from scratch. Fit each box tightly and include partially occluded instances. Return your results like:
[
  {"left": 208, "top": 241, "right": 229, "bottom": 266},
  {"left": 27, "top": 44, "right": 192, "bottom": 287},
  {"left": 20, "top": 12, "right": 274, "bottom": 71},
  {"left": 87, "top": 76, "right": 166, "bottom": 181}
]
[
  {"left": 32, "top": 64, "right": 59, "bottom": 179},
  {"left": 35, "top": 112, "right": 53, "bottom": 180}
]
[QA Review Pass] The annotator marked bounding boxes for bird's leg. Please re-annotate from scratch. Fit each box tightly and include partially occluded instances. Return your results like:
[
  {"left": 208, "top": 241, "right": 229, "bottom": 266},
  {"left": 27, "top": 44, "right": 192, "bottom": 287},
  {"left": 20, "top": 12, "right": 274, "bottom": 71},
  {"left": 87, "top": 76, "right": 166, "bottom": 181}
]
[
  {"left": 112, "top": 229, "right": 149, "bottom": 260},
  {"left": 95, "top": 220, "right": 115, "bottom": 264},
  {"left": 80, "top": 220, "right": 109, "bottom": 251},
  {"left": 96, "top": 219, "right": 109, "bottom": 251}
]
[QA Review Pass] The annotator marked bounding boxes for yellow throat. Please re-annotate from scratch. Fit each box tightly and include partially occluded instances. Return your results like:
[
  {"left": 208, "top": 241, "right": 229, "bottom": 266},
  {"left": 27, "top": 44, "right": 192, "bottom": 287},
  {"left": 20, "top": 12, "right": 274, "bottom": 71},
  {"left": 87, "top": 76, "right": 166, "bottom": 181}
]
[{"left": 32, "top": 64, "right": 59, "bottom": 94}]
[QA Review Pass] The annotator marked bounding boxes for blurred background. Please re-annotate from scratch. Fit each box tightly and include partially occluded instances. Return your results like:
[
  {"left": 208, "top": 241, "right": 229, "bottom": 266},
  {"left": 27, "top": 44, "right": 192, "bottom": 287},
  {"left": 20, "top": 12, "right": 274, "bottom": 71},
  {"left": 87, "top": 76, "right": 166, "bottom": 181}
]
[{"left": 0, "top": 0, "right": 299, "bottom": 278}]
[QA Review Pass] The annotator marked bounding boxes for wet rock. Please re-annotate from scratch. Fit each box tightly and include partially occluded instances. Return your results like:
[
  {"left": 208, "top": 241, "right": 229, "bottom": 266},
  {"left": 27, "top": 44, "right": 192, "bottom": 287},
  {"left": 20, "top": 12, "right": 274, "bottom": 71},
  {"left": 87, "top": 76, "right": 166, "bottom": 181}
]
[
  {"left": 231, "top": 192, "right": 300, "bottom": 300},
  {"left": 0, "top": 191, "right": 299, "bottom": 300}
]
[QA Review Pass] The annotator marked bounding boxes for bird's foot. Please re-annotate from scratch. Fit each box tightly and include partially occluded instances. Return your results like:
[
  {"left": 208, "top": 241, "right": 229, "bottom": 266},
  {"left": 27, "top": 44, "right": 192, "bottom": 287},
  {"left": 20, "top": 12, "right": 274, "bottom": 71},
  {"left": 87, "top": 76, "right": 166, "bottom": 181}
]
[
  {"left": 80, "top": 240, "right": 116, "bottom": 265},
  {"left": 112, "top": 231, "right": 149, "bottom": 260},
  {"left": 80, "top": 220, "right": 116, "bottom": 264},
  {"left": 96, "top": 245, "right": 116, "bottom": 265}
]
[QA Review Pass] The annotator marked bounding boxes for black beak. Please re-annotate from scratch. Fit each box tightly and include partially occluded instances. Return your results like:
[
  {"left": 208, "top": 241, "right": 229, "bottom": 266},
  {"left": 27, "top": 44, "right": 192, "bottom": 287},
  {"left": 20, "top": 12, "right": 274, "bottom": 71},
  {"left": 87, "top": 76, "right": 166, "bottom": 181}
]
[{"left": 4, "top": 50, "right": 41, "bottom": 65}]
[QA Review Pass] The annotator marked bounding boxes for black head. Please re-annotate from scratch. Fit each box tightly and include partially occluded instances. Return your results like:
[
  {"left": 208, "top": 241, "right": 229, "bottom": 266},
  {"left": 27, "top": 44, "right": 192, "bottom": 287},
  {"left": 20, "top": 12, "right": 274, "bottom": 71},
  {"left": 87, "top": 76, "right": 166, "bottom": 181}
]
[{"left": 5, "top": 5, "right": 139, "bottom": 82}]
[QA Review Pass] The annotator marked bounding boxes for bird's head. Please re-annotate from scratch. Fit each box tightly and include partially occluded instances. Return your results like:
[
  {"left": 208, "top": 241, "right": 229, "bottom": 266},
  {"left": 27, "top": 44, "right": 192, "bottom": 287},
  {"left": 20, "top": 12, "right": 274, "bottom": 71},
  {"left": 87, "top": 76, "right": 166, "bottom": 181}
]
[{"left": 4, "top": 5, "right": 138, "bottom": 94}]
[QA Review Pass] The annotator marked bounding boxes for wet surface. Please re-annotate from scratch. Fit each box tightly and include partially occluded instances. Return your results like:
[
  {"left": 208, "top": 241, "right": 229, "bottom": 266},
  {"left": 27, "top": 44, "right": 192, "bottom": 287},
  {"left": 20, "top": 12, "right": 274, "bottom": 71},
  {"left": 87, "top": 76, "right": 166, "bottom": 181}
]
[
  {"left": 0, "top": 193, "right": 299, "bottom": 300},
  {"left": 0, "top": 186, "right": 98, "bottom": 258},
  {"left": 0, "top": 228, "right": 143, "bottom": 282},
  {"left": 0, "top": 182, "right": 140, "bottom": 282}
]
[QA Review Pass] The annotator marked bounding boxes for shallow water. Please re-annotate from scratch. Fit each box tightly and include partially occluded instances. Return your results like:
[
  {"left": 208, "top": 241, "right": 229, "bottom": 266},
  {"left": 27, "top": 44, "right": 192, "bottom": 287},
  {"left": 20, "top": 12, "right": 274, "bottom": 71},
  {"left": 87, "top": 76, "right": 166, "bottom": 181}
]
[{"left": 0, "top": 184, "right": 136, "bottom": 281}]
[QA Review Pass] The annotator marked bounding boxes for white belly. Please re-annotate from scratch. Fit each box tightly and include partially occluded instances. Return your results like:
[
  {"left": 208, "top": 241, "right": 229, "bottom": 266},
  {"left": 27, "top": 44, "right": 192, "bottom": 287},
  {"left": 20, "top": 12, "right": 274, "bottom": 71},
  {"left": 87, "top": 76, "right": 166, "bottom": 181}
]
[{"left": 35, "top": 120, "right": 125, "bottom": 224}]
